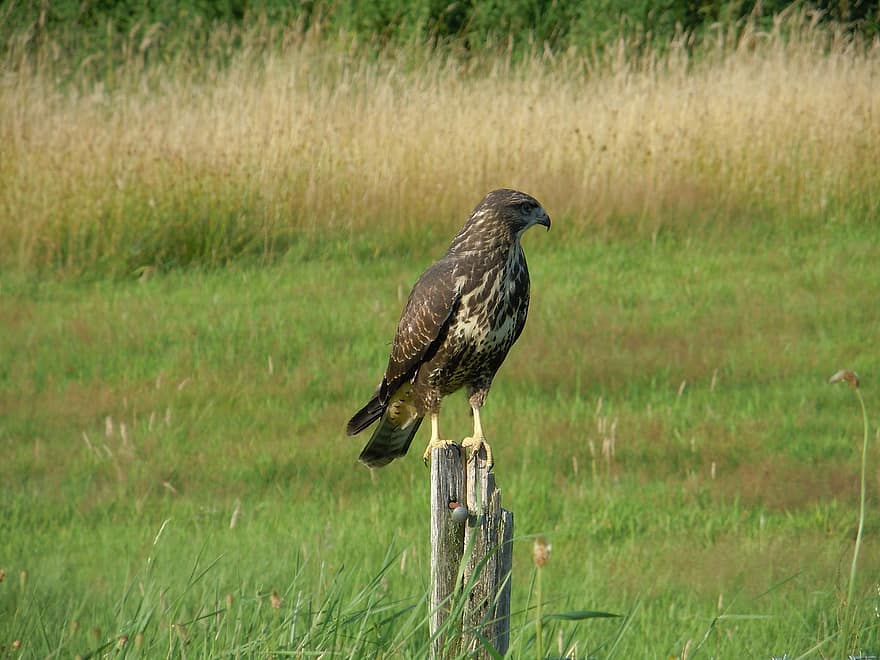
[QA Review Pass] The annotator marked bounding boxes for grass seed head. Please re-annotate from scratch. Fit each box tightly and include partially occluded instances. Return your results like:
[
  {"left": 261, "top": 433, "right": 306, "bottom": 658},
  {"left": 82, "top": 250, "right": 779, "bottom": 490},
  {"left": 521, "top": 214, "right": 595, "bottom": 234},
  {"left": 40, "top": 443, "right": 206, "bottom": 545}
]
[
  {"left": 533, "top": 536, "right": 551, "bottom": 568},
  {"left": 829, "top": 369, "right": 860, "bottom": 389}
]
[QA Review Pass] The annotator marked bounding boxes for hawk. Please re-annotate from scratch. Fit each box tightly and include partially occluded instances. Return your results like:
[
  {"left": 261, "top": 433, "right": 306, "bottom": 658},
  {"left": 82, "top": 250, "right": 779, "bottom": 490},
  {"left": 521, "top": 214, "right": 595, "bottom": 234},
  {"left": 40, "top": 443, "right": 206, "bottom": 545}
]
[{"left": 346, "top": 189, "right": 551, "bottom": 469}]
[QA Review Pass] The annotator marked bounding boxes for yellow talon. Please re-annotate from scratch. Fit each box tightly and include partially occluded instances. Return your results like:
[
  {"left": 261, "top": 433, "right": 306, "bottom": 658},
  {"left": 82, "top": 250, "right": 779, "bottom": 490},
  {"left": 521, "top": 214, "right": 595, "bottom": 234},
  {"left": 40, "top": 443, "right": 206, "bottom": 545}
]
[
  {"left": 462, "top": 435, "right": 494, "bottom": 470},
  {"left": 422, "top": 412, "right": 457, "bottom": 466},
  {"left": 422, "top": 437, "right": 458, "bottom": 465},
  {"left": 462, "top": 406, "right": 494, "bottom": 470}
]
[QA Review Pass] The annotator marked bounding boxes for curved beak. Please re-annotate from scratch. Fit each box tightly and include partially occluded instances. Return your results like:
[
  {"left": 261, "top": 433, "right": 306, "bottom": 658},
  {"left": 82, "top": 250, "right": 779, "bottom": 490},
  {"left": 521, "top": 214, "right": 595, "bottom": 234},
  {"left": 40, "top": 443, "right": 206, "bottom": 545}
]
[{"left": 537, "top": 213, "right": 551, "bottom": 231}]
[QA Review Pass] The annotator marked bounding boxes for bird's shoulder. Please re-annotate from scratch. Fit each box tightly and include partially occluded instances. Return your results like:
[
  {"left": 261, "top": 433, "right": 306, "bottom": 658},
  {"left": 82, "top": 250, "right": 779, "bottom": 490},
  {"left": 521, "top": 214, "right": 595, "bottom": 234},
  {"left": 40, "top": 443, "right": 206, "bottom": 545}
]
[{"left": 380, "top": 257, "right": 462, "bottom": 397}]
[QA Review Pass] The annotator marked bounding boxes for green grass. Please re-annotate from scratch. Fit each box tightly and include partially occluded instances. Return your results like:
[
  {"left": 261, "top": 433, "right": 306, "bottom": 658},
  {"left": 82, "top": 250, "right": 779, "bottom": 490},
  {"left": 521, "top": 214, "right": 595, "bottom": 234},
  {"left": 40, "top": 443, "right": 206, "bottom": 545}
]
[
  {"left": 6, "top": 0, "right": 874, "bottom": 71},
  {"left": 2, "top": 8, "right": 879, "bottom": 658},
  {"left": 2, "top": 218, "right": 878, "bottom": 657}
]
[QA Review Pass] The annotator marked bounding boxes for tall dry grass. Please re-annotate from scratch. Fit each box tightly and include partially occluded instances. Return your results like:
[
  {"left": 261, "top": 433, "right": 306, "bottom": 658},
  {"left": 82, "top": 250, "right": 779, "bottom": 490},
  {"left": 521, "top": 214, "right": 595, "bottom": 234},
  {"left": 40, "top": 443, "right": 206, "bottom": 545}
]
[{"left": 1, "top": 16, "right": 879, "bottom": 275}]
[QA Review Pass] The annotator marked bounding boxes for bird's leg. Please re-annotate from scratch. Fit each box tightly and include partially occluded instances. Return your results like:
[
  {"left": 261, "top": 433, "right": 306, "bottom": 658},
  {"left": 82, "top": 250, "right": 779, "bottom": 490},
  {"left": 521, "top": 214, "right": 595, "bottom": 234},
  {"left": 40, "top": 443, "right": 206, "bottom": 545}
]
[
  {"left": 422, "top": 412, "right": 457, "bottom": 466},
  {"left": 462, "top": 406, "right": 493, "bottom": 470}
]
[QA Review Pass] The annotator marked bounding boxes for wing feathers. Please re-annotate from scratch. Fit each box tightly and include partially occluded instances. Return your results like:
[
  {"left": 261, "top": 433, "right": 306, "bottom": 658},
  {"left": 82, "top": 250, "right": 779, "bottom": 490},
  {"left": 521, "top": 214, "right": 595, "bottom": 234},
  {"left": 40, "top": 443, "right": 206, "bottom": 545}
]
[
  {"left": 382, "top": 259, "right": 461, "bottom": 398},
  {"left": 358, "top": 415, "right": 424, "bottom": 468},
  {"left": 346, "top": 393, "right": 384, "bottom": 436},
  {"left": 349, "top": 382, "right": 424, "bottom": 466}
]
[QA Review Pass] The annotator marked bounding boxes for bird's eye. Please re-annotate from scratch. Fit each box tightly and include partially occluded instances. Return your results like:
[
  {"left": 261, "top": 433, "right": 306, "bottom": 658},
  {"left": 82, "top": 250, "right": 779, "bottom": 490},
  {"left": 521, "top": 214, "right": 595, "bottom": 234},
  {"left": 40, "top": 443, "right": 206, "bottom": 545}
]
[{"left": 519, "top": 202, "right": 533, "bottom": 215}]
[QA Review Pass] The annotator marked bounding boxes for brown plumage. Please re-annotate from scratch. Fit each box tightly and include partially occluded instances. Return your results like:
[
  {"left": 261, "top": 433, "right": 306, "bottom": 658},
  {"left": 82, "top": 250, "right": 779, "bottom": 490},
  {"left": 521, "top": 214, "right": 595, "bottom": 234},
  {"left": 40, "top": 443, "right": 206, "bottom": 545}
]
[{"left": 346, "top": 189, "right": 550, "bottom": 468}]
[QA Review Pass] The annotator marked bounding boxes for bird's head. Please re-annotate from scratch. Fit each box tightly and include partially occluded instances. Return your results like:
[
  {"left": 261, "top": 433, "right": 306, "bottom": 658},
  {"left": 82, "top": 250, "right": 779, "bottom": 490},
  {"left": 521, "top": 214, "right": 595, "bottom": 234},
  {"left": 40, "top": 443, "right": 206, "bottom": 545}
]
[
  {"left": 479, "top": 188, "right": 551, "bottom": 238},
  {"left": 448, "top": 188, "right": 551, "bottom": 255}
]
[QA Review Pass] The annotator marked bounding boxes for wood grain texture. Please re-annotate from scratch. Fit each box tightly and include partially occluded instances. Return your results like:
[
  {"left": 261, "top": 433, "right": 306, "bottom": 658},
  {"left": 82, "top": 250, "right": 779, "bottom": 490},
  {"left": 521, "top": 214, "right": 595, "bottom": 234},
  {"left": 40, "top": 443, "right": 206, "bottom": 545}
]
[
  {"left": 430, "top": 445, "right": 467, "bottom": 658},
  {"left": 462, "top": 448, "right": 514, "bottom": 658},
  {"left": 429, "top": 445, "right": 513, "bottom": 658}
]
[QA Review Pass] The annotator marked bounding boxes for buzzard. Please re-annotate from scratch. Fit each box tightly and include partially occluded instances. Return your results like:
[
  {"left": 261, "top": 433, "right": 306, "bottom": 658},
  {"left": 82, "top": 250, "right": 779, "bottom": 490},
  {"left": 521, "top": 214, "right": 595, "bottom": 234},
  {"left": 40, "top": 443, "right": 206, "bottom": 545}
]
[{"left": 346, "top": 189, "right": 550, "bottom": 469}]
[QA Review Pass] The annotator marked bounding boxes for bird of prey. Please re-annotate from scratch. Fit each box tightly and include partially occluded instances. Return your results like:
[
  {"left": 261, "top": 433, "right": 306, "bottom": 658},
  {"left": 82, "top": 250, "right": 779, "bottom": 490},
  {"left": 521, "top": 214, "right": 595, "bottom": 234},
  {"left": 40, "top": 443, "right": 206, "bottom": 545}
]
[{"left": 346, "top": 189, "right": 550, "bottom": 469}]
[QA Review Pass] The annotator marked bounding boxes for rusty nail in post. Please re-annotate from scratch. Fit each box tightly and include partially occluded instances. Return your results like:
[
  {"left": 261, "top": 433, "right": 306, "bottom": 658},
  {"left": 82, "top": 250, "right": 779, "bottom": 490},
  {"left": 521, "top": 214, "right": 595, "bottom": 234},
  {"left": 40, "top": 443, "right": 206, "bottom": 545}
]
[{"left": 448, "top": 500, "right": 469, "bottom": 523}]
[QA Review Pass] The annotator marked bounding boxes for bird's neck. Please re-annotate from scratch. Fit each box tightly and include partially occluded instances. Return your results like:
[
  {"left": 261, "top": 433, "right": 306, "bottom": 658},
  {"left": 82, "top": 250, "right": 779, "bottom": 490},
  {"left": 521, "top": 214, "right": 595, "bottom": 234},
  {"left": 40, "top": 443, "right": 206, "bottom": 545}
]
[{"left": 447, "top": 216, "right": 516, "bottom": 257}]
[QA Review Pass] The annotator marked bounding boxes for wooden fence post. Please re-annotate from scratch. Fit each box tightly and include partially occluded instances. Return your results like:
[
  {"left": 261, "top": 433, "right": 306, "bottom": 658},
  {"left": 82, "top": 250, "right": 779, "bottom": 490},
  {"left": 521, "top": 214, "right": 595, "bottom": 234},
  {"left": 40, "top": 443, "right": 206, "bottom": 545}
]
[
  {"left": 430, "top": 446, "right": 467, "bottom": 658},
  {"left": 462, "top": 448, "right": 514, "bottom": 658},
  {"left": 430, "top": 446, "right": 514, "bottom": 659}
]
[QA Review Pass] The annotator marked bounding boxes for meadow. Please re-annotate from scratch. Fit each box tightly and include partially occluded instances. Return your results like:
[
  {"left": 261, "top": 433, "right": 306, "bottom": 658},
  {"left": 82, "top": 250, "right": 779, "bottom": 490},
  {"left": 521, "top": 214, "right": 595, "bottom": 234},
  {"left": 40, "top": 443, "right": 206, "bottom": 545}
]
[{"left": 2, "top": 12, "right": 880, "bottom": 659}]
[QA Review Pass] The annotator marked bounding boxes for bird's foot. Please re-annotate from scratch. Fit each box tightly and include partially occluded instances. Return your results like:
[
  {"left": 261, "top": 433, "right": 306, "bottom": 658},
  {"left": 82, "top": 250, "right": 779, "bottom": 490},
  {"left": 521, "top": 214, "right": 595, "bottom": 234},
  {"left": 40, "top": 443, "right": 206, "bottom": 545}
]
[
  {"left": 462, "top": 435, "right": 494, "bottom": 471},
  {"left": 422, "top": 437, "right": 459, "bottom": 467}
]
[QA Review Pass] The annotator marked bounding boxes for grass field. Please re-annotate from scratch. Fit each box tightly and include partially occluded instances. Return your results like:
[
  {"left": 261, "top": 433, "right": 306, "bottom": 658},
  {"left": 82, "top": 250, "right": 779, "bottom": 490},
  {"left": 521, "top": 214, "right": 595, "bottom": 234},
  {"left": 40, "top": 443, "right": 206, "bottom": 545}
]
[
  {"left": 3, "top": 16, "right": 880, "bottom": 276},
  {"left": 3, "top": 224, "right": 879, "bottom": 657},
  {"left": 2, "top": 14, "right": 880, "bottom": 660}
]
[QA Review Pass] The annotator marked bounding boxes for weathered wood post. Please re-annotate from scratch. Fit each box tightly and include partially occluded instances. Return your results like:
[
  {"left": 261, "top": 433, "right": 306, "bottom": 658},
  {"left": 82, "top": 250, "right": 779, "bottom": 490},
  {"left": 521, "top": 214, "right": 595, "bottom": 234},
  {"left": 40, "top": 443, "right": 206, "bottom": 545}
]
[
  {"left": 430, "top": 446, "right": 514, "bottom": 659},
  {"left": 430, "top": 445, "right": 467, "bottom": 658},
  {"left": 462, "top": 448, "right": 514, "bottom": 657}
]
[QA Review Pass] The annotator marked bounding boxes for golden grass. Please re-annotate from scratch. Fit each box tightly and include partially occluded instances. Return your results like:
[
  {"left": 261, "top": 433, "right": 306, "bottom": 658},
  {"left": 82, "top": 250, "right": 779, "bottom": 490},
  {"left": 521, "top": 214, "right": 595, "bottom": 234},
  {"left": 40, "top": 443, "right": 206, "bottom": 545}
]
[{"left": 1, "top": 16, "right": 879, "bottom": 274}]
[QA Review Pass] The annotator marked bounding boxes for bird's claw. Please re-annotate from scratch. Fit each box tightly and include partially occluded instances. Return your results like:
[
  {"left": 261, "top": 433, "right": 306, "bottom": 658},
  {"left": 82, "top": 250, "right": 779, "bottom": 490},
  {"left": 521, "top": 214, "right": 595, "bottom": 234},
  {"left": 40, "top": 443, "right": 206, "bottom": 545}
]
[
  {"left": 422, "top": 438, "right": 459, "bottom": 467},
  {"left": 462, "top": 435, "right": 494, "bottom": 471}
]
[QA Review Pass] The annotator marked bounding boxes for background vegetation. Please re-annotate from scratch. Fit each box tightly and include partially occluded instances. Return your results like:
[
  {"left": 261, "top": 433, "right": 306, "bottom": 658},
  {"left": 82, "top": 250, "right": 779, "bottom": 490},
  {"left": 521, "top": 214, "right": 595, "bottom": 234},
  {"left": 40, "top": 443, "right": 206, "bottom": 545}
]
[
  {"left": 3, "top": 0, "right": 880, "bottom": 61},
  {"left": 1, "top": 1, "right": 879, "bottom": 658},
  {"left": 3, "top": 8, "right": 879, "bottom": 278}
]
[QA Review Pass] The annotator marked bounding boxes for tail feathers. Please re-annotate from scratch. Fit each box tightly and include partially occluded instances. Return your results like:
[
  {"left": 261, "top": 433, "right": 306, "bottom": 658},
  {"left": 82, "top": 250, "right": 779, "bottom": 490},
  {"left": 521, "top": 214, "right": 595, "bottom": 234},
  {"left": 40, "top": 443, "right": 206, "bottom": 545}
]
[
  {"left": 346, "top": 394, "right": 384, "bottom": 436},
  {"left": 358, "top": 414, "right": 424, "bottom": 468},
  {"left": 349, "top": 382, "right": 422, "bottom": 467}
]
